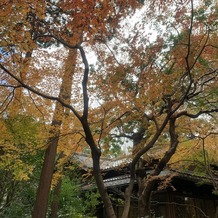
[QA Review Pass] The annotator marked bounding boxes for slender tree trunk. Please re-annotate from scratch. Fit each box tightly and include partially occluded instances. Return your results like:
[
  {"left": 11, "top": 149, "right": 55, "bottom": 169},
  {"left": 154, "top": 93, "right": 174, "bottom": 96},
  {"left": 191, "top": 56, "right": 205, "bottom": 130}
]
[
  {"left": 122, "top": 127, "right": 147, "bottom": 218},
  {"left": 32, "top": 50, "right": 77, "bottom": 218},
  {"left": 91, "top": 149, "right": 117, "bottom": 218},
  {"left": 138, "top": 118, "right": 179, "bottom": 217},
  {"left": 50, "top": 151, "right": 65, "bottom": 218},
  {"left": 50, "top": 179, "right": 62, "bottom": 218},
  {"left": 78, "top": 45, "right": 117, "bottom": 218},
  {"left": 138, "top": 180, "right": 154, "bottom": 218},
  {"left": 121, "top": 179, "right": 134, "bottom": 218}
]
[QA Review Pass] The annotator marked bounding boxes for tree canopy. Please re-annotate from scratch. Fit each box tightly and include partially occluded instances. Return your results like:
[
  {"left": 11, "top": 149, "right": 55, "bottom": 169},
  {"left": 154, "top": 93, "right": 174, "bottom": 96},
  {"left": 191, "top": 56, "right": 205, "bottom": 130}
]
[{"left": 0, "top": 0, "right": 217, "bottom": 217}]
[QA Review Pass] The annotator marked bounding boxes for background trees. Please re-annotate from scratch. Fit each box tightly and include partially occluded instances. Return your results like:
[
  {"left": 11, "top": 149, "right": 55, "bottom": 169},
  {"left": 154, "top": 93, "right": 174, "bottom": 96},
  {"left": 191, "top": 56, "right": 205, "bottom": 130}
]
[
  {"left": 0, "top": 0, "right": 217, "bottom": 217},
  {"left": 0, "top": 114, "right": 45, "bottom": 217}
]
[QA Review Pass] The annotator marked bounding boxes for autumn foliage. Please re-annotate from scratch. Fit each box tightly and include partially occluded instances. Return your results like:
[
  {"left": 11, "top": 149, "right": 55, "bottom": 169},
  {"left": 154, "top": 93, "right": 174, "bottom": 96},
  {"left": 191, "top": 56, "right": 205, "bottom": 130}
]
[{"left": 0, "top": 0, "right": 218, "bottom": 217}]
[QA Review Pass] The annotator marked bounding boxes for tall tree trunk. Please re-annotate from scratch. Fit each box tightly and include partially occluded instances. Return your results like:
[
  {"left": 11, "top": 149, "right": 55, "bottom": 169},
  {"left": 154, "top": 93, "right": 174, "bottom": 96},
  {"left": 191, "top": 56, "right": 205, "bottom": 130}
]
[
  {"left": 33, "top": 125, "right": 61, "bottom": 218},
  {"left": 32, "top": 50, "right": 77, "bottom": 218},
  {"left": 49, "top": 49, "right": 78, "bottom": 218}
]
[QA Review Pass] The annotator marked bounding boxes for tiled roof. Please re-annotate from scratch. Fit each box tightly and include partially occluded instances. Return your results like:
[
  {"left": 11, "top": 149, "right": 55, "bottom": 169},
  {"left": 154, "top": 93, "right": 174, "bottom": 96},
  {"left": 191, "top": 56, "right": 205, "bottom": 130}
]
[
  {"left": 82, "top": 175, "right": 131, "bottom": 190},
  {"left": 73, "top": 153, "right": 218, "bottom": 189},
  {"left": 73, "top": 153, "right": 132, "bottom": 170}
]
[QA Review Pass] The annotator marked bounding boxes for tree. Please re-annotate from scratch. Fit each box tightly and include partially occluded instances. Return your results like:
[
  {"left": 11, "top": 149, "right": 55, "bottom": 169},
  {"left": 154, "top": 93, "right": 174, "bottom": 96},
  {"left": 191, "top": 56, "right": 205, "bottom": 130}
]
[
  {"left": 0, "top": 0, "right": 217, "bottom": 217},
  {"left": 87, "top": 0, "right": 218, "bottom": 216},
  {"left": 1, "top": 0, "right": 141, "bottom": 217},
  {"left": 0, "top": 114, "right": 45, "bottom": 217},
  {"left": 170, "top": 117, "right": 218, "bottom": 195}
]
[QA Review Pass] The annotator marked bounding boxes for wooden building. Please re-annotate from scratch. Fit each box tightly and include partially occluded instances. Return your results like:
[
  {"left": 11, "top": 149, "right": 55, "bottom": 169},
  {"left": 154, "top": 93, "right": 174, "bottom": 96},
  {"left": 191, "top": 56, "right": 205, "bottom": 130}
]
[{"left": 73, "top": 153, "right": 218, "bottom": 218}]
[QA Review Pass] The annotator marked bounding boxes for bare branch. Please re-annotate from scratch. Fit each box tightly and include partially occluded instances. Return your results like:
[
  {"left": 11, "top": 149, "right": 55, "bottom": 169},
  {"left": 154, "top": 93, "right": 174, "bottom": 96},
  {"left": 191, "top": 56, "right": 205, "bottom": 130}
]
[
  {"left": 175, "top": 108, "right": 218, "bottom": 119},
  {"left": 0, "top": 63, "right": 81, "bottom": 120},
  {"left": 79, "top": 46, "right": 89, "bottom": 120},
  {"left": 28, "top": 90, "right": 47, "bottom": 127},
  {"left": 34, "top": 34, "right": 81, "bottom": 49},
  {"left": 0, "top": 89, "right": 15, "bottom": 114},
  {"left": 185, "top": 0, "right": 194, "bottom": 75}
]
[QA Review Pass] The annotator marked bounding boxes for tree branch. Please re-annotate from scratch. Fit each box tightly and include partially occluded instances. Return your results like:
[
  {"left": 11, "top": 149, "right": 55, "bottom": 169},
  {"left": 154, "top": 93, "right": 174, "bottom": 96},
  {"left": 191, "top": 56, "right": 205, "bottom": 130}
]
[
  {"left": 0, "top": 89, "right": 15, "bottom": 114},
  {"left": 175, "top": 108, "right": 218, "bottom": 119},
  {"left": 0, "top": 63, "right": 81, "bottom": 120},
  {"left": 80, "top": 46, "right": 89, "bottom": 120}
]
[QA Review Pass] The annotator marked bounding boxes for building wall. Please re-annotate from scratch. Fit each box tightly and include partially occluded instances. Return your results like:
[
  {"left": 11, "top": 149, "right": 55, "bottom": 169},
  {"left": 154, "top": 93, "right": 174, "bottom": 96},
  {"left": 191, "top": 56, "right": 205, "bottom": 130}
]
[
  {"left": 151, "top": 191, "right": 218, "bottom": 218},
  {"left": 97, "top": 178, "right": 218, "bottom": 218}
]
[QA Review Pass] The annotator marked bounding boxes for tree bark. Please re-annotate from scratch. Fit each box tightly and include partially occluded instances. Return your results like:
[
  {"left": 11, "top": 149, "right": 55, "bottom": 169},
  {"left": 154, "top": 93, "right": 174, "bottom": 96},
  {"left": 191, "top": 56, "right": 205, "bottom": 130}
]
[
  {"left": 122, "top": 114, "right": 171, "bottom": 218},
  {"left": 138, "top": 180, "right": 154, "bottom": 218},
  {"left": 81, "top": 119, "right": 117, "bottom": 217},
  {"left": 79, "top": 45, "right": 117, "bottom": 218},
  {"left": 80, "top": 122, "right": 116, "bottom": 217},
  {"left": 92, "top": 149, "right": 117, "bottom": 218},
  {"left": 122, "top": 127, "right": 147, "bottom": 218},
  {"left": 32, "top": 49, "right": 77, "bottom": 218},
  {"left": 50, "top": 179, "right": 62, "bottom": 218},
  {"left": 121, "top": 178, "right": 134, "bottom": 218},
  {"left": 32, "top": 129, "right": 61, "bottom": 218},
  {"left": 139, "top": 118, "right": 179, "bottom": 217}
]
